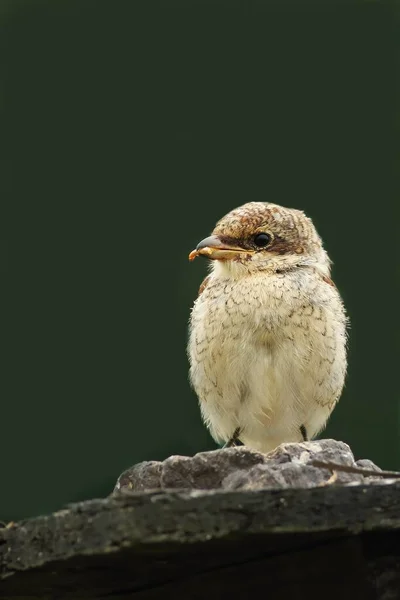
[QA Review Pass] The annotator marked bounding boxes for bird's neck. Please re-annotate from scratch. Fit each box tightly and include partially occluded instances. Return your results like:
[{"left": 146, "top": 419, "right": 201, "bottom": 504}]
[{"left": 211, "top": 254, "right": 331, "bottom": 281}]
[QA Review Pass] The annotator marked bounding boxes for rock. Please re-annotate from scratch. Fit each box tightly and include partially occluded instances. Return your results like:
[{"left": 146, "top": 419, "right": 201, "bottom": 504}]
[
  {"left": 161, "top": 446, "right": 266, "bottom": 489},
  {"left": 114, "top": 439, "right": 383, "bottom": 493},
  {"left": 1, "top": 439, "right": 398, "bottom": 599},
  {"left": 223, "top": 462, "right": 327, "bottom": 490},
  {"left": 355, "top": 458, "right": 383, "bottom": 472},
  {"left": 115, "top": 461, "right": 162, "bottom": 492},
  {"left": 1, "top": 480, "right": 400, "bottom": 599}
]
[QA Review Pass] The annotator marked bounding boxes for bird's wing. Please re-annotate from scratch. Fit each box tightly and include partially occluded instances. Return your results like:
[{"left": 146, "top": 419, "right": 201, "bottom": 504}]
[
  {"left": 198, "top": 274, "right": 211, "bottom": 296},
  {"left": 321, "top": 274, "right": 336, "bottom": 288}
]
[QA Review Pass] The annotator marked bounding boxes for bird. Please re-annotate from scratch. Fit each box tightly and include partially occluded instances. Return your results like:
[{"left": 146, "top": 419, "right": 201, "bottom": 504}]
[{"left": 187, "top": 202, "right": 348, "bottom": 454}]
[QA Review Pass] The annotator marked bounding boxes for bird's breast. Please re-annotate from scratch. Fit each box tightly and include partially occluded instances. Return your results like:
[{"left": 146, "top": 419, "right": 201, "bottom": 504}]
[
  {"left": 189, "top": 276, "right": 281, "bottom": 399},
  {"left": 190, "top": 274, "right": 291, "bottom": 350}
]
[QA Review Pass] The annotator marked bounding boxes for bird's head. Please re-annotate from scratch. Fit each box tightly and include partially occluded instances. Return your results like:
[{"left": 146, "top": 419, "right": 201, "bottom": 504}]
[{"left": 189, "top": 202, "right": 330, "bottom": 278}]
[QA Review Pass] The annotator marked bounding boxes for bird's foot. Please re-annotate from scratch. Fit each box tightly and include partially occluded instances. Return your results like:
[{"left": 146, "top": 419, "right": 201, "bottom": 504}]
[
  {"left": 222, "top": 427, "right": 243, "bottom": 448},
  {"left": 300, "top": 424, "right": 308, "bottom": 442}
]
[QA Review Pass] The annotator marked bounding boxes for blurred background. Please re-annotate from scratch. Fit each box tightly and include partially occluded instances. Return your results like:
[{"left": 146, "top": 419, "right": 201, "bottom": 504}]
[{"left": 1, "top": 0, "right": 398, "bottom": 521}]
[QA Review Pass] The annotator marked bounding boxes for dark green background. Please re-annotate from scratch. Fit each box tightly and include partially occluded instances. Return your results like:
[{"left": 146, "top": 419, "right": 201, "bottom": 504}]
[{"left": 1, "top": 0, "right": 398, "bottom": 521}]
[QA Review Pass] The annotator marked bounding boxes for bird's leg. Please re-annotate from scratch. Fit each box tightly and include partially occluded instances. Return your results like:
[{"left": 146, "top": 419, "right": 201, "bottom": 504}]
[
  {"left": 300, "top": 424, "right": 308, "bottom": 442},
  {"left": 223, "top": 427, "right": 243, "bottom": 448}
]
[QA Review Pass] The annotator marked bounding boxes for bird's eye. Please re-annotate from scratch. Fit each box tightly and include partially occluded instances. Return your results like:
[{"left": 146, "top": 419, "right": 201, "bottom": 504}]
[{"left": 253, "top": 233, "right": 271, "bottom": 248}]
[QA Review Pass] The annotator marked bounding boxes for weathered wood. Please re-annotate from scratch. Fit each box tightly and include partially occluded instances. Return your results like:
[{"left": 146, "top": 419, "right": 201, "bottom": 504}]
[{"left": 1, "top": 483, "right": 399, "bottom": 599}]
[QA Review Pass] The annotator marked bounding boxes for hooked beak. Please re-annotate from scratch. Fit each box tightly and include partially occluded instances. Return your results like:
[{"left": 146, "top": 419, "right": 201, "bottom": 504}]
[{"left": 189, "top": 235, "right": 253, "bottom": 261}]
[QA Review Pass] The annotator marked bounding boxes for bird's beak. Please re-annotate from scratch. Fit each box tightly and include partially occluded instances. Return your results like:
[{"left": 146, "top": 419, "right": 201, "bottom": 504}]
[{"left": 189, "top": 235, "right": 252, "bottom": 261}]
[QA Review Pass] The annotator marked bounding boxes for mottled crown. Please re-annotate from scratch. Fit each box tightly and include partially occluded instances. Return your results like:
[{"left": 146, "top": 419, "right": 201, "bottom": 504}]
[{"left": 213, "top": 202, "right": 324, "bottom": 257}]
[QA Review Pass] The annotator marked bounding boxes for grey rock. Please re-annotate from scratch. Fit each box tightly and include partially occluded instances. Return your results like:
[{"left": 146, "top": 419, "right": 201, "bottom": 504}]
[
  {"left": 356, "top": 458, "right": 383, "bottom": 472},
  {"left": 114, "top": 439, "right": 384, "bottom": 493},
  {"left": 229, "top": 462, "right": 329, "bottom": 490},
  {"left": 267, "top": 438, "right": 355, "bottom": 466},
  {"left": 115, "top": 461, "right": 162, "bottom": 491},
  {"left": 161, "top": 447, "right": 266, "bottom": 489},
  {"left": 223, "top": 463, "right": 289, "bottom": 490}
]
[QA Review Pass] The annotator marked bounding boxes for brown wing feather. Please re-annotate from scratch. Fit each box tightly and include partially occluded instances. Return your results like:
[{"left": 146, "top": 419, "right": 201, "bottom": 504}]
[
  {"left": 321, "top": 274, "right": 336, "bottom": 288},
  {"left": 198, "top": 274, "right": 211, "bottom": 296}
]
